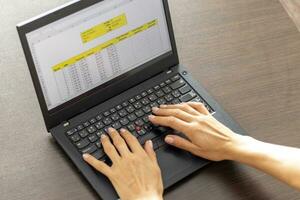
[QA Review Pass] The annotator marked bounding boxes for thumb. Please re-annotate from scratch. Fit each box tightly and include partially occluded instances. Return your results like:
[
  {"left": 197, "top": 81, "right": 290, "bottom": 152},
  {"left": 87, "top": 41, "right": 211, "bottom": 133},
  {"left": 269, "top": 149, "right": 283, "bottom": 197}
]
[
  {"left": 144, "top": 140, "right": 157, "bottom": 162},
  {"left": 165, "top": 135, "right": 199, "bottom": 154}
]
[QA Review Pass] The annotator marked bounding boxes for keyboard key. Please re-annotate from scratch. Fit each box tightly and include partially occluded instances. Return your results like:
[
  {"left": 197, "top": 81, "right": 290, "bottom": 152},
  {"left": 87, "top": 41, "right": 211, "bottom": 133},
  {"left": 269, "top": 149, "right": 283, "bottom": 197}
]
[
  {"left": 122, "top": 101, "right": 129, "bottom": 107},
  {"left": 135, "top": 119, "right": 144, "bottom": 127},
  {"left": 162, "top": 86, "right": 172, "bottom": 94},
  {"left": 112, "top": 122, "right": 122, "bottom": 130},
  {"left": 156, "top": 90, "right": 164, "bottom": 97},
  {"left": 88, "top": 134, "right": 98, "bottom": 143},
  {"left": 116, "top": 105, "right": 123, "bottom": 110},
  {"left": 83, "top": 121, "right": 90, "bottom": 127},
  {"left": 141, "top": 91, "right": 148, "bottom": 97},
  {"left": 150, "top": 102, "right": 158, "bottom": 108},
  {"left": 138, "top": 132, "right": 158, "bottom": 145},
  {"left": 135, "top": 110, "right": 144, "bottom": 118},
  {"left": 171, "top": 74, "right": 181, "bottom": 82},
  {"left": 144, "top": 124, "right": 153, "bottom": 131},
  {"left": 129, "top": 98, "right": 136, "bottom": 103},
  {"left": 142, "top": 106, "right": 151, "bottom": 113},
  {"left": 160, "top": 82, "right": 166, "bottom": 87},
  {"left": 87, "top": 125, "right": 96, "bottom": 134},
  {"left": 70, "top": 133, "right": 80, "bottom": 142},
  {"left": 111, "top": 113, "right": 120, "bottom": 121},
  {"left": 95, "top": 121, "right": 104, "bottom": 129},
  {"left": 92, "top": 149, "right": 105, "bottom": 160},
  {"left": 143, "top": 116, "right": 150, "bottom": 123},
  {"left": 180, "top": 91, "right": 197, "bottom": 102},
  {"left": 179, "top": 85, "right": 191, "bottom": 94},
  {"left": 133, "top": 102, "right": 142, "bottom": 109},
  {"left": 96, "top": 130, "right": 105, "bottom": 137},
  {"left": 103, "top": 111, "right": 110, "bottom": 117},
  {"left": 165, "top": 79, "right": 172, "bottom": 85},
  {"left": 154, "top": 85, "right": 160, "bottom": 90},
  {"left": 95, "top": 141, "right": 102, "bottom": 148},
  {"left": 165, "top": 94, "right": 174, "bottom": 102},
  {"left": 96, "top": 115, "right": 102, "bottom": 121},
  {"left": 127, "top": 124, "right": 135, "bottom": 132},
  {"left": 103, "top": 118, "right": 112, "bottom": 125},
  {"left": 172, "top": 90, "right": 181, "bottom": 98},
  {"left": 81, "top": 144, "right": 97, "bottom": 154},
  {"left": 89, "top": 118, "right": 97, "bottom": 124},
  {"left": 75, "top": 138, "right": 90, "bottom": 149},
  {"left": 79, "top": 130, "right": 89, "bottom": 138},
  {"left": 126, "top": 105, "right": 135, "bottom": 113},
  {"left": 118, "top": 109, "right": 128, "bottom": 117},
  {"left": 66, "top": 128, "right": 77, "bottom": 136},
  {"left": 135, "top": 95, "right": 142, "bottom": 100},
  {"left": 172, "top": 99, "right": 181, "bottom": 104},
  {"left": 137, "top": 128, "right": 147, "bottom": 136},
  {"left": 157, "top": 98, "right": 167, "bottom": 105},
  {"left": 148, "top": 94, "right": 157, "bottom": 102},
  {"left": 110, "top": 108, "right": 117, "bottom": 113},
  {"left": 120, "top": 118, "right": 129, "bottom": 126},
  {"left": 147, "top": 89, "right": 154, "bottom": 94},
  {"left": 128, "top": 113, "right": 137, "bottom": 122},
  {"left": 141, "top": 98, "right": 150, "bottom": 105},
  {"left": 170, "top": 79, "right": 186, "bottom": 90},
  {"left": 77, "top": 125, "right": 84, "bottom": 131}
]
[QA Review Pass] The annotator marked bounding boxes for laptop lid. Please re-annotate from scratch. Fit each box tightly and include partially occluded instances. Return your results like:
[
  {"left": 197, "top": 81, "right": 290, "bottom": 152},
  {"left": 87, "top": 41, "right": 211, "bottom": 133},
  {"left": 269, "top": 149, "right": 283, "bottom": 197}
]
[{"left": 17, "top": 0, "right": 178, "bottom": 131}]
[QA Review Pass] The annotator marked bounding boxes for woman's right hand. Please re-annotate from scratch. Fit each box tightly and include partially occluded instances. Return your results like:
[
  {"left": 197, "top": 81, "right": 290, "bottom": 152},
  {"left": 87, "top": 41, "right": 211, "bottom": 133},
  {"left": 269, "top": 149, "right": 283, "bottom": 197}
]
[{"left": 149, "top": 102, "right": 245, "bottom": 161}]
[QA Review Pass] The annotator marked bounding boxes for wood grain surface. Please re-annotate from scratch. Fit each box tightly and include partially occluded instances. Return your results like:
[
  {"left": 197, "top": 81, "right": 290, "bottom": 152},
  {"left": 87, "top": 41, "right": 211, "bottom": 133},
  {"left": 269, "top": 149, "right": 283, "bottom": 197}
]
[{"left": 1, "top": 0, "right": 300, "bottom": 200}]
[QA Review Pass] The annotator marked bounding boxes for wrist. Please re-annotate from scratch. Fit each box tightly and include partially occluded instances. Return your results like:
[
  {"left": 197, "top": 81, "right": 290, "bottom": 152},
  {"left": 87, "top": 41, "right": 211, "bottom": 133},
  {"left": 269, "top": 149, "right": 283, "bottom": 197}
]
[
  {"left": 133, "top": 194, "right": 163, "bottom": 200},
  {"left": 224, "top": 134, "right": 257, "bottom": 162}
]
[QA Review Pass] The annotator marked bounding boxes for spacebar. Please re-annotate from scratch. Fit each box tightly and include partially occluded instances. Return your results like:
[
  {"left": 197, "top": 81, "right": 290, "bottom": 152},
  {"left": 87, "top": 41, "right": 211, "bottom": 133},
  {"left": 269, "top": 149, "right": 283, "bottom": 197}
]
[{"left": 138, "top": 132, "right": 158, "bottom": 145}]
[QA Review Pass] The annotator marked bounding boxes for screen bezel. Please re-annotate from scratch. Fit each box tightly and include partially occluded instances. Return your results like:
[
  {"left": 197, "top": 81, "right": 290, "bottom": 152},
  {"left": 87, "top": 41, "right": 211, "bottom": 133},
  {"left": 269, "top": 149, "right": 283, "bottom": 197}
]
[{"left": 17, "top": 0, "right": 179, "bottom": 131}]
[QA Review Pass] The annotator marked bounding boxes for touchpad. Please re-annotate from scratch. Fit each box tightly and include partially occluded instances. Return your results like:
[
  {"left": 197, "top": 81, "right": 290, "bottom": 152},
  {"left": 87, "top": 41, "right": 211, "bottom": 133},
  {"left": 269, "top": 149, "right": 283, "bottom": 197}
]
[{"left": 157, "top": 145, "right": 193, "bottom": 181}]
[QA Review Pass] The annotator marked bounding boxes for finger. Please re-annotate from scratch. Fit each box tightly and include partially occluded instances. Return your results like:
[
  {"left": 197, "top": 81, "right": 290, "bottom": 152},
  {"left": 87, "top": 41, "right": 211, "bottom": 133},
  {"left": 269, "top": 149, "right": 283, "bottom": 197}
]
[
  {"left": 152, "top": 107, "right": 194, "bottom": 122},
  {"left": 144, "top": 140, "right": 157, "bottom": 162},
  {"left": 186, "top": 102, "right": 210, "bottom": 115},
  {"left": 108, "top": 128, "right": 130, "bottom": 156},
  {"left": 160, "top": 103, "right": 199, "bottom": 116},
  {"left": 120, "top": 129, "right": 144, "bottom": 153},
  {"left": 83, "top": 154, "right": 111, "bottom": 176},
  {"left": 101, "top": 134, "right": 120, "bottom": 163},
  {"left": 164, "top": 135, "right": 199, "bottom": 154},
  {"left": 149, "top": 115, "right": 189, "bottom": 134}
]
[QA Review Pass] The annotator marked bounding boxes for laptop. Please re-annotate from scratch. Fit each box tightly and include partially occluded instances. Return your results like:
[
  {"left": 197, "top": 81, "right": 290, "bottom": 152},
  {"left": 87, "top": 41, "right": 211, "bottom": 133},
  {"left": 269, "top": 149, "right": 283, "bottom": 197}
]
[{"left": 17, "top": 0, "right": 246, "bottom": 199}]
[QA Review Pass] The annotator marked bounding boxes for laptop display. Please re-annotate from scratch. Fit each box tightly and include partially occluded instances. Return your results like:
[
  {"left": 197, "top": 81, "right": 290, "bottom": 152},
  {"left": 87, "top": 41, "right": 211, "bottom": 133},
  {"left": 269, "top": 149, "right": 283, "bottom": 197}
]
[{"left": 26, "top": 0, "right": 172, "bottom": 110}]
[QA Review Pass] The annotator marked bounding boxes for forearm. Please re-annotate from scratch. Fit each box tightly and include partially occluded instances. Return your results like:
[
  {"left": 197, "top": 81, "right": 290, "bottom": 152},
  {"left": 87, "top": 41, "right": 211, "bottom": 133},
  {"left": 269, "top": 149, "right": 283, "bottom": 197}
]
[{"left": 228, "top": 135, "right": 300, "bottom": 190}]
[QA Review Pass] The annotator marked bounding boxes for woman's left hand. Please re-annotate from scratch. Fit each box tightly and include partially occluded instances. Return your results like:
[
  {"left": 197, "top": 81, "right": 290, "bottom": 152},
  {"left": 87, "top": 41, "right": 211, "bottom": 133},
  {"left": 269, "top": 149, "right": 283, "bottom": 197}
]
[{"left": 83, "top": 128, "right": 163, "bottom": 200}]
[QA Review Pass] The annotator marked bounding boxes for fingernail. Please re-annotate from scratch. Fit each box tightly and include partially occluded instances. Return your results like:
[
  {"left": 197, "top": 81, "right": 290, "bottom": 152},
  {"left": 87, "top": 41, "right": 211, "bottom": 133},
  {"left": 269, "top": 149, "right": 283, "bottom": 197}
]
[
  {"left": 152, "top": 107, "right": 159, "bottom": 112},
  {"left": 147, "top": 140, "right": 153, "bottom": 148},
  {"left": 149, "top": 115, "right": 155, "bottom": 120},
  {"left": 160, "top": 105, "right": 167, "bottom": 108},
  {"left": 120, "top": 128, "right": 126, "bottom": 133},
  {"left": 165, "top": 136, "right": 174, "bottom": 144},
  {"left": 83, "top": 154, "right": 90, "bottom": 159},
  {"left": 108, "top": 127, "right": 114, "bottom": 133},
  {"left": 101, "top": 134, "right": 107, "bottom": 139}
]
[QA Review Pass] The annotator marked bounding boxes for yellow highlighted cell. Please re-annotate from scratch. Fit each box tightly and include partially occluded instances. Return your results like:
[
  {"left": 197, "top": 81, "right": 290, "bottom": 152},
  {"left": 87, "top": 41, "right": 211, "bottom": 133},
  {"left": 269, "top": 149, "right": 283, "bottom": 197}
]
[
  {"left": 81, "top": 13, "right": 127, "bottom": 43},
  {"left": 52, "top": 19, "right": 158, "bottom": 72}
]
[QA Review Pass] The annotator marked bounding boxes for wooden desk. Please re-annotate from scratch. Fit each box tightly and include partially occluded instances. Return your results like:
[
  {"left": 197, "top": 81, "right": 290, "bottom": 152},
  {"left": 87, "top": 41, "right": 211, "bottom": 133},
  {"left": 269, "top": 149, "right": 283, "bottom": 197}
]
[{"left": 1, "top": 0, "right": 299, "bottom": 199}]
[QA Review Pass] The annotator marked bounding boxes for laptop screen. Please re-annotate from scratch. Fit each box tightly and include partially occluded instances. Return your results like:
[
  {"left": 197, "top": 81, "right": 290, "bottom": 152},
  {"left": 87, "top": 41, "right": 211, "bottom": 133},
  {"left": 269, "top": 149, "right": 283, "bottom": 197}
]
[{"left": 26, "top": 0, "right": 172, "bottom": 110}]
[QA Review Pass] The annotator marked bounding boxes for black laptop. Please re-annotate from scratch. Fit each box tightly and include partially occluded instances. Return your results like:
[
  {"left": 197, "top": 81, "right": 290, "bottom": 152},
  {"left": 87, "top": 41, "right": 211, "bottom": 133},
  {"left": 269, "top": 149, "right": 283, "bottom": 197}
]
[{"left": 17, "top": 0, "right": 246, "bottom": 199}]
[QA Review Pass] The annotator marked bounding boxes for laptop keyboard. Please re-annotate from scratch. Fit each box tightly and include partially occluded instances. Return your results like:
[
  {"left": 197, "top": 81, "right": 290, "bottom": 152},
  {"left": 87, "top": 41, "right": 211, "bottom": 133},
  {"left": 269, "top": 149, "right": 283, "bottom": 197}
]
[{"left": 65, "top": 74, "right": 214, "bottom": 161}]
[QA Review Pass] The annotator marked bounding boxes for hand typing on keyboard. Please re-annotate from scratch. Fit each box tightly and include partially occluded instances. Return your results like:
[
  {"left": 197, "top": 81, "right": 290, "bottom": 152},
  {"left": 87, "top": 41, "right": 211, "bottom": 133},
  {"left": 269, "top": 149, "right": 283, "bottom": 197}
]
[
  {"left": 83, "top": 128, "right": 163, "bottom": 200},
  {"left": 149, "top": 102, "right": 241, "bottom": 161}
]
